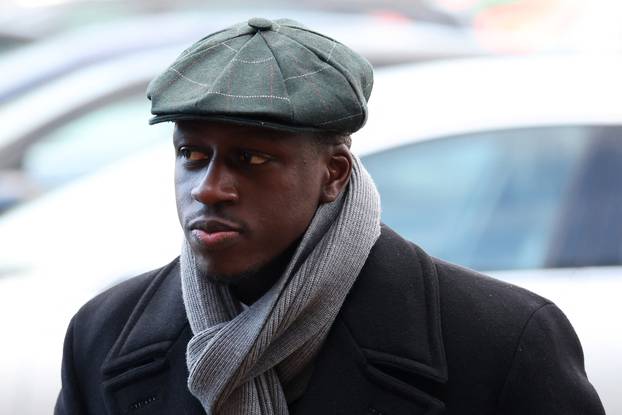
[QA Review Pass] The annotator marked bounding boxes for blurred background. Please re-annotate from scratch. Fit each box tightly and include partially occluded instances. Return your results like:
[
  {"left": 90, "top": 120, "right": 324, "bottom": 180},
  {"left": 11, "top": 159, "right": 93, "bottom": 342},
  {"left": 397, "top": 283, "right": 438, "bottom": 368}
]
[{"left": 1, "top": 0, "right": 621, "bottom": 413}]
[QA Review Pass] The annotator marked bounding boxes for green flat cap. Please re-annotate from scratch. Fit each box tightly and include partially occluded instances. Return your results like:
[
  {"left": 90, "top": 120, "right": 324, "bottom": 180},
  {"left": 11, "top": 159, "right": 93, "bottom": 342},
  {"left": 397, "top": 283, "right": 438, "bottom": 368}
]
[{"left": 147, "top": 18, "right": 373, "bottom": 134}]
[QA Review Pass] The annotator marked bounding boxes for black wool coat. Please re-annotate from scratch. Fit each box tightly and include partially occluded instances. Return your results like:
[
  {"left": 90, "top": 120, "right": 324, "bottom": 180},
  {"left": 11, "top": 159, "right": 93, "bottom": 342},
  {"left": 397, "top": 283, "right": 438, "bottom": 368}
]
[{"left": 55, "top": 226, "right": 605, "bottom": 415}]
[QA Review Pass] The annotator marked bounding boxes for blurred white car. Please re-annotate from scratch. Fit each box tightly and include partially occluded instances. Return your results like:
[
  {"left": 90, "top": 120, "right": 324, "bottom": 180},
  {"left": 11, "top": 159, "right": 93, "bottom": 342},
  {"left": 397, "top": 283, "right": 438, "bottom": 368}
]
[
  {"left": 0, "top": 11, "right": 482, "bottom": 211},
  {"left": 0, "top": 9, "right": 481, "bottom": 103},
  {"left": 1, "top": 55, "right": 621, "bottom": 414}
]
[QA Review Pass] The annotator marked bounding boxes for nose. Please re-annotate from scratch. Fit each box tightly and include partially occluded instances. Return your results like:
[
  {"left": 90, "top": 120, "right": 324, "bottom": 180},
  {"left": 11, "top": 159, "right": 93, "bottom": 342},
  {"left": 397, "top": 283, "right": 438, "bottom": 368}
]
[{"left": 190, "top": 160, "right": 239, "bottom": 205}]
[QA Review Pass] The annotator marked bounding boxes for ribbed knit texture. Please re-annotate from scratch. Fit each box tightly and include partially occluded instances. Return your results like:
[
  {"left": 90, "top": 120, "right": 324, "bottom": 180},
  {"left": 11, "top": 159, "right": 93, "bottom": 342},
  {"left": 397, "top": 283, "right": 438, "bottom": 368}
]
[{"left": 180, "top": 156, "right": 381, "bottom": 414}]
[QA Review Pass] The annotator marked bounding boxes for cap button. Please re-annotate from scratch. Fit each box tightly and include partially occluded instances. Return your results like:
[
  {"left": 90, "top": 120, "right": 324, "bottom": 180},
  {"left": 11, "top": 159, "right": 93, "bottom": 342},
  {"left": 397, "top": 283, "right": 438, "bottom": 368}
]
[{"left": 248, "top": 17, "right": 273, "bottom": 31}]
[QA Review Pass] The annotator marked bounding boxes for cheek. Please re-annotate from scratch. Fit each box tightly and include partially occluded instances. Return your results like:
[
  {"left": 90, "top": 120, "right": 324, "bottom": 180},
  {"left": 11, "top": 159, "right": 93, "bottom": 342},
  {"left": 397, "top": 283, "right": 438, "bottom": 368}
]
[
  {"left": 174, "top": 168, "right": 196, "bottom": 222},
  {"left": 258, "top": 168, "right": 324, "bottom": 232}
]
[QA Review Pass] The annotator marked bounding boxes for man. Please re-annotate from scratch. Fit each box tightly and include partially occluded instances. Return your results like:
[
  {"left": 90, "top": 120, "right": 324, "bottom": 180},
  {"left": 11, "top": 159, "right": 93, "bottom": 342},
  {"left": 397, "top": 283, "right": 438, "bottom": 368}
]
[{"left": 55, "top": 18, "right": 605, "bottom": 415}]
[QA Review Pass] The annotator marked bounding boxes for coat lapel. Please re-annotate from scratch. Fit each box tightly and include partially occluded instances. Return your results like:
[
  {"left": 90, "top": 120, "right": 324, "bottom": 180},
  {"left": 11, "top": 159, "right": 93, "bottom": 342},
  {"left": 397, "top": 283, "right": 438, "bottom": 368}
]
[
  {"left": 98, "top": 226, "right": 447, "bottom": 415},
  {"left": 100, "top": 259, "right": 204, "bottom": 414},
  {"left": 293, "top": 226, "right": 447, "bottom": 415}
]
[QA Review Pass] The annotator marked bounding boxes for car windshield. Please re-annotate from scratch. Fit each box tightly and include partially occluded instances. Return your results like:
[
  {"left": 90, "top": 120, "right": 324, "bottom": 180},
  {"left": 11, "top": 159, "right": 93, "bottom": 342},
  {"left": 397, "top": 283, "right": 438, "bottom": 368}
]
[
  {"left": 0, "top": 92, "right": 173, "bottom": 213},
  {"left": 21, "top": 94, "right": 167, "bottom": 189},
  {"left": 362, "top": 125, "right": 622, "bottom": 271}
]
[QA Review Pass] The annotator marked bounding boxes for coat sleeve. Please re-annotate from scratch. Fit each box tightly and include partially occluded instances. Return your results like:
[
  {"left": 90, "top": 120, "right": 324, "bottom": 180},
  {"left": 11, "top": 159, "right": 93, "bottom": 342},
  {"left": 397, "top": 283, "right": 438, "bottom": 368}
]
[
  {"left": 54, "top": 316, "right": 88, "bottom": 415},
  {"left": 496, "top": 303, "right": 605, "bottom": 415}
]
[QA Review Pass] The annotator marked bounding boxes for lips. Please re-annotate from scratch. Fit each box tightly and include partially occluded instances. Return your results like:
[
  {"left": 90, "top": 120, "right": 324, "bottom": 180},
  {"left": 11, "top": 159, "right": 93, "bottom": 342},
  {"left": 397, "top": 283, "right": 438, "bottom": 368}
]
[{"left": 188, "top": 218, "right": 243, "bottom": 250}]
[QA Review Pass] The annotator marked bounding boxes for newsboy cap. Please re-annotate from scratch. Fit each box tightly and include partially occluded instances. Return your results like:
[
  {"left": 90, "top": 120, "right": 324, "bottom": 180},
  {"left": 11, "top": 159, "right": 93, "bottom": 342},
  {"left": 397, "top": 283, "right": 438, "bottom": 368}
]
[{"left": 147, "top": 17, "right": 373, "bottom": 134}]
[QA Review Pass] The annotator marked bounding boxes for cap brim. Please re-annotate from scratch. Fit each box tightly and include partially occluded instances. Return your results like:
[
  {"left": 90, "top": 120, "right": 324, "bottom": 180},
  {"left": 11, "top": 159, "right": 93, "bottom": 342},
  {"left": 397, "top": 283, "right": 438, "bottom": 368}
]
[{"left": 148, "top": 114, "right": 342, "bottom": 134}]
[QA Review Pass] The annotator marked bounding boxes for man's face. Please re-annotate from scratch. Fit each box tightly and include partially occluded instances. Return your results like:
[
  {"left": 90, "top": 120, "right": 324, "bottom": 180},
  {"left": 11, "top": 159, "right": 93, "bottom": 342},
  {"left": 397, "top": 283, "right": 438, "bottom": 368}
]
[{"left": 173, "top": 121, "right": 329, "bottom": 279}]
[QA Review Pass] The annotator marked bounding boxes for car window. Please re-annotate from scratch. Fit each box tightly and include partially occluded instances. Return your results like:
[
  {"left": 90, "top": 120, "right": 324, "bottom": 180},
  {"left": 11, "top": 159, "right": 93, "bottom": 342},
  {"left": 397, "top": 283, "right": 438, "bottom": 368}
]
[
  {"left": 20, "top": 94, "right": 170, "bottom": 190},
  {"left": 546, "top": 127, "right": 622, "bottom": 268},
  {"left": 362, "top": 126, "right": 597, "bottom": 271}
]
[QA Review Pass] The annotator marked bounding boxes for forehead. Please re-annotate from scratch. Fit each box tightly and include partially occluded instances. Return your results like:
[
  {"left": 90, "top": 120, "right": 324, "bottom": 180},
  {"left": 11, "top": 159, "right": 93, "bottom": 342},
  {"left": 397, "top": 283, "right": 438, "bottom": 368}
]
[{"left": 173, "top": 120, "right": 313, "bottom": 145}]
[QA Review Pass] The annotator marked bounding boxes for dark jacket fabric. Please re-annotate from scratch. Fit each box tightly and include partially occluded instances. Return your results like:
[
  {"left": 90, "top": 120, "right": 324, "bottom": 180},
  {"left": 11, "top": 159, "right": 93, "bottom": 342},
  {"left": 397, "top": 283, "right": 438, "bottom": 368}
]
[{"left": 55, "top": 226, "right": 605, "bottom": 415}]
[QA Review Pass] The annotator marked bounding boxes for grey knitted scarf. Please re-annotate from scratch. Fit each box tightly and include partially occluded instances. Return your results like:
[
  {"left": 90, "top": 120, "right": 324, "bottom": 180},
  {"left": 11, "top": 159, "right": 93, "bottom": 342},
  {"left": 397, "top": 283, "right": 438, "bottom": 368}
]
[{"left": 180, "top": 156, "right": 381, "bottom": 414}]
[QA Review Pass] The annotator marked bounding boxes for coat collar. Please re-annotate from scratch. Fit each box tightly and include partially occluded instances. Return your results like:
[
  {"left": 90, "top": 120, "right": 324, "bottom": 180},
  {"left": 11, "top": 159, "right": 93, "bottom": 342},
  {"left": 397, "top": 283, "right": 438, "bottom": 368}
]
[
  {"left": 293, "top": 225, "right": 447, "bottom": 414},
  {"left": 101, "top": 225, "right": 447, "bottom": 414}
]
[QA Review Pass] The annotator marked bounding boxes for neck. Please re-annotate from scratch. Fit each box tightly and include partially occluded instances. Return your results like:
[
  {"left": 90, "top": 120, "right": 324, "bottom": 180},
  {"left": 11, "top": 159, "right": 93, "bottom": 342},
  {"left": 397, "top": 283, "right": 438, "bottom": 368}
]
[{"left": 230, "top": 243, "right": 298, "bottom": 305}]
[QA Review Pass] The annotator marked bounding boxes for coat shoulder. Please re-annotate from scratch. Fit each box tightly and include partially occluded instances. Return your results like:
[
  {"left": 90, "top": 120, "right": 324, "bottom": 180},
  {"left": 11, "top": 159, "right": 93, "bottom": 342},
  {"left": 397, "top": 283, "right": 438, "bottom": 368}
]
[
  {"left": 56, "top": 258, "right": 182, "bottom": 415},
  {"left": 69, "top": 258, "right": 180, "bottom": 370},
  {"left": 377, "top": 224, "right": 552, "bottom": 321},
  {"left": 73, "top": 258, "right": 179, "bottom": 334},
  {"left": 371, "top": 226, "right": 603, "bottom": 414},
  {"left": 433, "top": 257, "right": 552, "bottom": 324}
]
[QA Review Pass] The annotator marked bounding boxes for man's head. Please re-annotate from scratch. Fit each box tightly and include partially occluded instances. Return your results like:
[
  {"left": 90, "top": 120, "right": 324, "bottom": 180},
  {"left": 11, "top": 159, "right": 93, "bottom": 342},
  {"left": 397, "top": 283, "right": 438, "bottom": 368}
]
[
  {"left": 173, "top": 120, "right": 352, "bottom": 279},
  {"left": 147, "top": 18, "right": 373, "bottom": 280}
]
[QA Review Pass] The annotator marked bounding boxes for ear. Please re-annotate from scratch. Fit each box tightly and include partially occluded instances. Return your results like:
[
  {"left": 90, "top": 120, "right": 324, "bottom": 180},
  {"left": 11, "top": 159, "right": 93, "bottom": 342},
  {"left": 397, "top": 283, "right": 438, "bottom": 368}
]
[{"left": 320, "top": 144, "right": 353, "bottom": 203}]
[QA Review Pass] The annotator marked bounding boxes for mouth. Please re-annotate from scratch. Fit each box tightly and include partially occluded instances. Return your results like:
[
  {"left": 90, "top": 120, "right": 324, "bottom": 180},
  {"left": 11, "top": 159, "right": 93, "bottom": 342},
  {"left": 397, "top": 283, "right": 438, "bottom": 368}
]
[{"left": 188, "top": 218, "right": 243, "bottom": 250}]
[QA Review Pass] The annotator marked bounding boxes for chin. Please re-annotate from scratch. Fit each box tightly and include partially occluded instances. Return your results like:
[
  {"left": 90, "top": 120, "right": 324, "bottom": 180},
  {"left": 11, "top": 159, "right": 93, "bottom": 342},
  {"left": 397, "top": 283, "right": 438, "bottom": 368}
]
[{"left": 195, "top": 256, "right": 263, "bottom": 285}]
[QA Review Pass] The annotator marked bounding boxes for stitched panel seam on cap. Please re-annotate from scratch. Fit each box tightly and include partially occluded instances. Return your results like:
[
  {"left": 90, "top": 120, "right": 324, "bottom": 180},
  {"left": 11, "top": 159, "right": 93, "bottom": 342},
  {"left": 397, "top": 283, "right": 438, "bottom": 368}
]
[
  {"left": 167, "top": 68, "right": 291, "bottom": 101},
  {"left": 232, "top": 56, "right": 275, "bottom": 64},
  {"left": 269, "top": 30, "right": 339, "bottom": 121},
  {"left": 176, "top": 35, "right": 248, "bottom": 66},
  {"left": 270, "top": 31, "right": 363, "bottom": 127},
  {"left": 283, "top": 66, "right": 330, "bottom": 81},
  {"left": 325, "top": 41, "right": 337, "bottom": 62},
  {"left": 258, "top": 30, "right": 295, "bottom": 119},
  {"left": 221, "top": 42, "right": 239, "bottom": 53},
  {"left": 281, "top": 42, "right": 336, "bottom": 81}
]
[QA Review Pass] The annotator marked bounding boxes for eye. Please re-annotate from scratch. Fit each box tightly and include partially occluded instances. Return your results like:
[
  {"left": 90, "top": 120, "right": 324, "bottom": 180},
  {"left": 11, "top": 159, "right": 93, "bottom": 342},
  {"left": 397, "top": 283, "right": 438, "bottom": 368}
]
[
  {"left": 178, "top": 146, "right": 208, "bottom": 161},
  {"left": 239, "top": 151, "right": 270, "bottom": 165}
]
